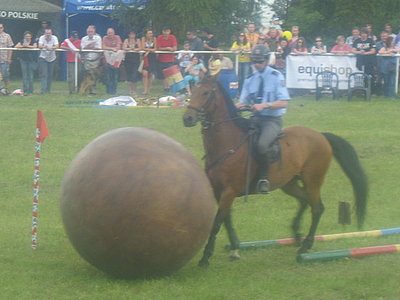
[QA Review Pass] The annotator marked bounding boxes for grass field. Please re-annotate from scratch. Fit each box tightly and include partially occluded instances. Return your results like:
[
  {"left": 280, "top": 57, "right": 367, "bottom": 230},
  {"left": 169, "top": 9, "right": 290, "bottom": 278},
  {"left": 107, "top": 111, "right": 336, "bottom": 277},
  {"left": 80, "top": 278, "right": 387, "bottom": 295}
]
[{"left": 1, "top": 80, "right": 400, "bottom": 299}]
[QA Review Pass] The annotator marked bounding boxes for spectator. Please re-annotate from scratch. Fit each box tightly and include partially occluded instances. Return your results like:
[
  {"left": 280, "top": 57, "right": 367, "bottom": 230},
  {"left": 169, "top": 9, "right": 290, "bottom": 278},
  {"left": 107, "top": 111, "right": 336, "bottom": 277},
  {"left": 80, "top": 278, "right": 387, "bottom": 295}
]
[
  {"left": 378, "top": 36, "right": 396, "bottom": 98},
  {"left": 38, "top": 28, "right": 58, "bottom": 94},
  {"left": 201, "top": 27, "right": 219, "bottom": 69},
  {"left": 122, "top": 30, "right": 141, "bottom": 95},
  {"left": 270, "top": 17, "right": 283, "bottom": 34},
  {"left": 218, "top": 53, "right": 234, "bottom": 70},
  {"left": 176, "top": 41, "right": 193, "bottom": 75},
  {"left": 275, "top": 38, "right": 290, "bottom": 75},
  {"left": 376, "top": 31, "right": 389, "bottom": 93},
  {"left": 208, "top": 54, "right": 222, "bottom": 76},
  {"left": 102, "top": 28, "right": 124, "bottom": 95},
  {"left": 15, "top": 31, "right": 37, "bottom": 95},
  {"left": 330, "top": 35, "right": 351, "bottom": 55},
  {"left": 376, "top": 31, "right": 389, "bottom": 51},
  {"left": 352, "top": 28, "right": 376, "bottom": 77},
  {"left": 81, "top": 25, "right": 102, "bottom": 94},
  {"left": 291, "top": 37, "right": 308, "bottom": 54},
  {"left": 156, "top": 26, "right": 178, "bottom": 92},
  {"left": 310, "top": 37, "right": 327, "bottom": 54},
  {"left": 183, "top": 55, "right": 207, "bottom": 95},
  {"left": 245, "top": 22, "right": 260, "bottom": 48},
  {"left": 0, "top": 23, "right": 14, "bottom": 93},
  {"left": 230, "top": 32, "right": 251, "bottom": 92},
  {"left": 186, "top": 30, "right": 203, "bottom": 51},
  {"left": 140, "top": 29, "right": 157, "bottom": 95},
  {"left": 36, "top": 21, "right": 56, "bottom": 41},
  {"left": 365, "top": 24, "right": 377, "bottom": 42},
  {"left": 345, "top": 27, "right": 360, "bottom": 46},
  {"left": 394, "top": 25, "right": 400, "bottom": 46},
  {"left": 384, "top": 23, "right": 396, "bottom": 40},
  {"left": 288, "top": 26, "right": 300, "bottom": 46},
  {"left": 61, "top": 31, "right": 81, "bottom": 94},
  {"left": 257, "top": 35, "right": 267, "bottom": 46},
  {"left": 265, "top": 28, "right": 280, "bottom": 52}
]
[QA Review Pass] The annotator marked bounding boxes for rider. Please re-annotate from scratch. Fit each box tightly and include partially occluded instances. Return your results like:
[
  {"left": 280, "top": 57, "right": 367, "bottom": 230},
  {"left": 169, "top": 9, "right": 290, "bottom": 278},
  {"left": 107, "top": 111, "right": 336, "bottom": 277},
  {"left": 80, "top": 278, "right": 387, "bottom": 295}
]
[{"left": 235, "top": 44, "right": 290, "bottom": 193}]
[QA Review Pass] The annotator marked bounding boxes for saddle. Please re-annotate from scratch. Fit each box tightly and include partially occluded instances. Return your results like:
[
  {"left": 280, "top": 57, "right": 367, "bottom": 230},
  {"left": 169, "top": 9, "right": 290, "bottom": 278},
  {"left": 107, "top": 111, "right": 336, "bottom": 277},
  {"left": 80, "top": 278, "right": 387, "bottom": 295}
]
[{"left": 250, "top": 126, "right": 284, "bottom": 165}]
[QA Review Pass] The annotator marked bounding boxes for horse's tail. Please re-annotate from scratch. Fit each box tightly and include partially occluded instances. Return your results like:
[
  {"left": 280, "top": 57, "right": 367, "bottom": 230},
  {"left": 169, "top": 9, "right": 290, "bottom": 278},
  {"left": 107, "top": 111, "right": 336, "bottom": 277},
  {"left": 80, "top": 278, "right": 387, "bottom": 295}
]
[{"left": 322, "top": 132, "right": 368, "bottom": 229}]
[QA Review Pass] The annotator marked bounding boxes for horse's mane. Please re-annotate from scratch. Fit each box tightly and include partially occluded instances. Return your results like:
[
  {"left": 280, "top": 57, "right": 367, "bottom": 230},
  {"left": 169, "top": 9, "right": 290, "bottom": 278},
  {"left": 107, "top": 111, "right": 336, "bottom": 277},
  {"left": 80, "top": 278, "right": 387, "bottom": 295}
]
[{"left": 201, "top": 76, "right": 250, "bottom": 131}]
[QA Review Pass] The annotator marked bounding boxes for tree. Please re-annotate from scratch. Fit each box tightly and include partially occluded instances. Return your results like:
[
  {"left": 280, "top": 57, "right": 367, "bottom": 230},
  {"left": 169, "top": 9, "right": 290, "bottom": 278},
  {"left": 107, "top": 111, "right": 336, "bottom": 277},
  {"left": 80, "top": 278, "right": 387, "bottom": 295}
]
[
  {"left": 269, "top": 0, "right": 293, "bottom": 21},
  {"left": 268, "top": 0, "right": 400, "bottom": 47},
  {"left": 111, "top": 0, "right": 265, "bottom": 45}
]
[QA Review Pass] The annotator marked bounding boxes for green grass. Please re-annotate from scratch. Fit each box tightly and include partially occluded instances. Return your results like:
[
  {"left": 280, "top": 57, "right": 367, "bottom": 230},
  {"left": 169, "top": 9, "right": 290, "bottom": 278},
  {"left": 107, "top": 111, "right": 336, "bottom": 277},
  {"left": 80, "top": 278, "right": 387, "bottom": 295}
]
[{"left": 1, "top": 80, "right": 400, "bottom": 299}]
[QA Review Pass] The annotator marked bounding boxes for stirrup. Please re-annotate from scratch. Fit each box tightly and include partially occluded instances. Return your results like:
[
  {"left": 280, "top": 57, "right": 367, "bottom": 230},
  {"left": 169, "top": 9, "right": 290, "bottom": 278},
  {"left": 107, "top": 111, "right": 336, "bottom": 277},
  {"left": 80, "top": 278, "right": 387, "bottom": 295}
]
[{"left": 257, "top": 179, "right": 270, "bottom": 194}]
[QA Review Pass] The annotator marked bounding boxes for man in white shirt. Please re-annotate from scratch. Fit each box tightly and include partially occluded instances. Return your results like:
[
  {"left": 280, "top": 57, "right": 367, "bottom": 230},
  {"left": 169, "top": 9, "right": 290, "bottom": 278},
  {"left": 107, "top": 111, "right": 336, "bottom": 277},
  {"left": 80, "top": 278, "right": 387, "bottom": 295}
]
[
  {"left": 80, "top": 25, "right": 102, "bottom": 94},
  {"left": 38, "top": 28, "right": 59, "bottom": 94},
  {"left": 0, "top": 24, "right": 14, "bottom": 93}
]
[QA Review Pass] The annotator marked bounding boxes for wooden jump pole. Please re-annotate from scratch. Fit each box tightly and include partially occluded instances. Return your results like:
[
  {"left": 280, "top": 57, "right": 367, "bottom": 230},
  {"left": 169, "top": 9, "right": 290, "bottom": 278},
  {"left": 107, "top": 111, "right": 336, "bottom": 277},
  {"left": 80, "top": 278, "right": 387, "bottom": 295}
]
[{"left": 225, "top": 227, "right": 400, "bottom": 250}]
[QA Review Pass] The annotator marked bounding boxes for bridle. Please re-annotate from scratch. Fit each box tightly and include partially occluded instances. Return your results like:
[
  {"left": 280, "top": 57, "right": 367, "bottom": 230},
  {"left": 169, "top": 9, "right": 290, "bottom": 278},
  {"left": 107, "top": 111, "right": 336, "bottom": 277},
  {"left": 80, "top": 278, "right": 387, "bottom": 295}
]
[
  {"left": 186, "top": 86, "right": 244, "bottom": 130},
  {"left": 185, "top": 85, "right": 256, "bottom": 172},
  {"left": 186, "top": 87, "right": 216, "bottom": 129}
]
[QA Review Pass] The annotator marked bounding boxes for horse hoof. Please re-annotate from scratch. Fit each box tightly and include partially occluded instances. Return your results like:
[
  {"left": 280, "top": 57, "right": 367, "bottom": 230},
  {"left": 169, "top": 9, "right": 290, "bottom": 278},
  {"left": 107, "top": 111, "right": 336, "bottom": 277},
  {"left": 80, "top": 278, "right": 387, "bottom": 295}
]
[
  {"left": 229, "top": 250, "right": 241, "bottom": 261},
  {"left": 198, "top": 259, "right": 210, "bottom": 268},
  {"left": 297, "top": 247, "right": 308, "bottom": 254}
]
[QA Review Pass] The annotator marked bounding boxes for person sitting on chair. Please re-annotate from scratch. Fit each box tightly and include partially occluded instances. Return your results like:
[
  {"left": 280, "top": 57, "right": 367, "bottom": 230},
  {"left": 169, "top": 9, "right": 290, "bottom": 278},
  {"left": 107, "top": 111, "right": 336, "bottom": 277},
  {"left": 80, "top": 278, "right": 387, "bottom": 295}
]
[{"left": 235, "top": 44, "right": 290, "bottom": 194}]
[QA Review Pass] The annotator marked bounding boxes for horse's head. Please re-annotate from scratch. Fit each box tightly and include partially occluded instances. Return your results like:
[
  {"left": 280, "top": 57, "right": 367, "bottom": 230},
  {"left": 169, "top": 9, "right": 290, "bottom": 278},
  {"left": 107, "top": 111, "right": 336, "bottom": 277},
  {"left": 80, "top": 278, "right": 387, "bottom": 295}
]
[{"left": 183, "top": 76, "right": 220, "bottom": 127}]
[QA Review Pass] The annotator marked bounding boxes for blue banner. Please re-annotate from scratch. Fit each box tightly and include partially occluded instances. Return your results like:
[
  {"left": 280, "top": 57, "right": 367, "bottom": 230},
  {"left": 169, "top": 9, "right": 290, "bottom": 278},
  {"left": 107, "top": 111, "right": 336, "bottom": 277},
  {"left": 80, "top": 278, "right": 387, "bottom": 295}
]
[{"left": 64, "top": 0, "right": 148, "bottom": 14}]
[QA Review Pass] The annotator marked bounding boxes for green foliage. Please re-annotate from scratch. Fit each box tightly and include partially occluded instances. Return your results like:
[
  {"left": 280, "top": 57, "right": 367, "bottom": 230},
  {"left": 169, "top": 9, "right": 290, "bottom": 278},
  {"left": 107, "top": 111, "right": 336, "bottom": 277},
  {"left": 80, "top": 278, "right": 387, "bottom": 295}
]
[
  {"left": 269, "top": 0, "right": 293, "bottom": 21},
  {"left": 277, "top": 0, "right": 400, "bottom": 47},
  {"left": 110, "top": 0, "right": 265, "bottom": 45}
]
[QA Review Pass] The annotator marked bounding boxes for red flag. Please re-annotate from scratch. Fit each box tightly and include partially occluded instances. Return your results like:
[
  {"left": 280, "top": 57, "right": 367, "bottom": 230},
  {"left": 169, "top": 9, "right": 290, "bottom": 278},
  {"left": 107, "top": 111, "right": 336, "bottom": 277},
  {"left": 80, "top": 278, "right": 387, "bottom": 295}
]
[{"left": 36, "top": 110, "right": 49, "bottom": 142}]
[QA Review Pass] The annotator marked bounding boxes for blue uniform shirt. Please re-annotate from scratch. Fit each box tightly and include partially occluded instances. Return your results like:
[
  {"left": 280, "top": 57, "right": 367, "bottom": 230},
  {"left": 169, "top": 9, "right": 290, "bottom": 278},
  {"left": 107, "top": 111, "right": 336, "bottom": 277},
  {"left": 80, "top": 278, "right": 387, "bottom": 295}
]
[{"left": 239, "top": 66, "right": 290, "bottom": 117}]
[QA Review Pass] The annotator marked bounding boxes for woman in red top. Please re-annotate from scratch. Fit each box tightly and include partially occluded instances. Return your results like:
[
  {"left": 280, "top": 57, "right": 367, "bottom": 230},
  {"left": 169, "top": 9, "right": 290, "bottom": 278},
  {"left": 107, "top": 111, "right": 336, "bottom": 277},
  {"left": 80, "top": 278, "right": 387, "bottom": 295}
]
[{"left": 331, "top": 35, "right": 351, "bottom": 55}]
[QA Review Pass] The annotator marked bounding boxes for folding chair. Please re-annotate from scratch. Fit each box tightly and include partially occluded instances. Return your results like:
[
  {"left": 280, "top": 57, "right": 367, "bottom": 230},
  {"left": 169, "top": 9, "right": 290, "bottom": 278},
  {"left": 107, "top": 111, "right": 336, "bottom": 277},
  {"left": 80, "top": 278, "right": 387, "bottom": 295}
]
[
  {"left": 315, "top": 70, "right": 340, "bottom": 100},
  {"left": 347, "top": 72, "right": 371, "bottom": 101}
]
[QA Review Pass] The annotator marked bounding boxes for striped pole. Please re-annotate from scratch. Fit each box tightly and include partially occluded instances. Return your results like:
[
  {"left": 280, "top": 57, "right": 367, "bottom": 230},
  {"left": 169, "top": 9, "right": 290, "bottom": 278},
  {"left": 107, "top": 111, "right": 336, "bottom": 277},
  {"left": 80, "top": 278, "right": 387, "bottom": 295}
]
[
  {"left": 31, "top": 111, "right": 49, "bottom": 250},
  {"left": 225, "top": 227, "right": 400, "bottom": 250},
  {"left": 297, "top": 244, "right": 400, "bottom": 263}
]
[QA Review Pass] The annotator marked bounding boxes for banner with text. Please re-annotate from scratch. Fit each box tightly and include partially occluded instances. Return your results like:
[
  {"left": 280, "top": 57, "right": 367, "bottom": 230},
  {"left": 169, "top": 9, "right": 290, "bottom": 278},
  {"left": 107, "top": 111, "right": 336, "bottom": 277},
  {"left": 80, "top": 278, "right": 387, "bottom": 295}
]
[{"left": 286, "top": 55, "right": 358, "bottom": 90}]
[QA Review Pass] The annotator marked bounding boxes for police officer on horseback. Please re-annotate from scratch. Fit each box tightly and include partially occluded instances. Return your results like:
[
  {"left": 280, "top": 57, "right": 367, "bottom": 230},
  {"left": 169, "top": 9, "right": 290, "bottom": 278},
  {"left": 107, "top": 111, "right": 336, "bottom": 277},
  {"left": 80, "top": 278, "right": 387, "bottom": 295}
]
[{"left": 236, "top": 44, "right": 290, "bottom": 193}]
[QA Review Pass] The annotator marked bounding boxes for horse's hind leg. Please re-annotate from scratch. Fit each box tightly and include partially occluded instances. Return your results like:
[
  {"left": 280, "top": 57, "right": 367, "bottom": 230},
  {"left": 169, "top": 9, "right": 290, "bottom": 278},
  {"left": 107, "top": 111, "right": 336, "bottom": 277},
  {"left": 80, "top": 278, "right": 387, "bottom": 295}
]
[
  {"left": 281, "top": 178, "right": 308, "bottom": 245},
  {"left": 297, "top": 177, "right": 325, "bottom": 254},
  {"left": 224, "top": 212, "right": 241, "bottom": 260}
]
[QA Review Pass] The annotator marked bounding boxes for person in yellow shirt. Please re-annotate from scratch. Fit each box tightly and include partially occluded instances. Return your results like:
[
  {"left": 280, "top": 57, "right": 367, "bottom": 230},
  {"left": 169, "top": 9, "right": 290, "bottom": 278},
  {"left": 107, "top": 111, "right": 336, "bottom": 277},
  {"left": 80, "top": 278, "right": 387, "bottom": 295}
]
[
  {"left": 208, "top": 54, "right": 222, "bottom": 76},
  {"left": 245, "top": 23, "right": 259, "bottom": 49},
  {"left": 230, "top": 32, "right": 251, "bottom": 92}
]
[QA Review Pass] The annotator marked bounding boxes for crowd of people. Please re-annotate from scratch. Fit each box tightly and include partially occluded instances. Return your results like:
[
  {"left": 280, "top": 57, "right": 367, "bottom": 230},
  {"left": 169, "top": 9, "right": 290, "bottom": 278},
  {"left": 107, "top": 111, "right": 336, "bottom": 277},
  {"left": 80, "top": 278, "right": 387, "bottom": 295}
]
[
  {"left": 242, "top": 21, "right": 400, "bottom": 98},
  {"left": 0, "top": 19, "right": 400, "bottom": 98}
]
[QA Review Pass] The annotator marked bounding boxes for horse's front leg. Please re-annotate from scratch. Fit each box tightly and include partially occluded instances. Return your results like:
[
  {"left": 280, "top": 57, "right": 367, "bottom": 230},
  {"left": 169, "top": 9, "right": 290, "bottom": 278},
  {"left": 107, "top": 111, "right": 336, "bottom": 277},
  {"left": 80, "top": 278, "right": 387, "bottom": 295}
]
[
  {"left": 224, "top": 212, "right": 241, "bottom": 261},
  {"left": 198, "top": 189, "right": 236, "bottom": 267}
]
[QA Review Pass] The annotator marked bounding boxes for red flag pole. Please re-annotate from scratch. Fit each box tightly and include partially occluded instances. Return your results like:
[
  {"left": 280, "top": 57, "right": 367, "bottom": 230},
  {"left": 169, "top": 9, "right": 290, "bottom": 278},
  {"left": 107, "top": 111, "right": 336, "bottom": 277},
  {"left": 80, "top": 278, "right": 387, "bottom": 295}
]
[{"left": 31, "top": 111, "right": 49, "bottom": 250}]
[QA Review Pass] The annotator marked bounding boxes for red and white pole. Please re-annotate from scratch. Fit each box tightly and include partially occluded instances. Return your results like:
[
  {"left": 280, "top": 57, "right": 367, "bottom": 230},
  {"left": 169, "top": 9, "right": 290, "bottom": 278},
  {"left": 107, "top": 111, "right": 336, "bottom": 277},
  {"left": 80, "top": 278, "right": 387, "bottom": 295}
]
[{"left": 31, "top": 110, "right": 49, "bottom": 250}]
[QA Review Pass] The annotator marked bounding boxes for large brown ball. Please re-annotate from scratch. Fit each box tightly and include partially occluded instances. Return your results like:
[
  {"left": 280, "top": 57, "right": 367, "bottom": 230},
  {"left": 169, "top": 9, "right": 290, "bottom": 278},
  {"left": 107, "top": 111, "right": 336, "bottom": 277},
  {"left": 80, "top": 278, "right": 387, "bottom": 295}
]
[{"left": 60, "top": 127, "right": 216, "bottom": 279}]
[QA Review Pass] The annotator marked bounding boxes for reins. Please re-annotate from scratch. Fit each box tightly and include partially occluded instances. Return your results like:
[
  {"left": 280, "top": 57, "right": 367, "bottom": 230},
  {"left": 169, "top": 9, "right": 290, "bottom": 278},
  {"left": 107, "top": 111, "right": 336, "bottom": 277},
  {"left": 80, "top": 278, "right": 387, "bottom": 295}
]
[{"left": 186, "top": 86, "right": 256, "bottom": 172}]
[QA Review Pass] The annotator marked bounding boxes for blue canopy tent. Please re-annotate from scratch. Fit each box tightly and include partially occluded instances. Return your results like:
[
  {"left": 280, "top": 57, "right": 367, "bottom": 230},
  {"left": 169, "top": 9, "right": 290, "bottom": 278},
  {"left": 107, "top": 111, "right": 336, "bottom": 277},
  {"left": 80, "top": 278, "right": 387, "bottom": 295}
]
[{"left": 63, "top": 0, "right": 147, "bottom": 38}]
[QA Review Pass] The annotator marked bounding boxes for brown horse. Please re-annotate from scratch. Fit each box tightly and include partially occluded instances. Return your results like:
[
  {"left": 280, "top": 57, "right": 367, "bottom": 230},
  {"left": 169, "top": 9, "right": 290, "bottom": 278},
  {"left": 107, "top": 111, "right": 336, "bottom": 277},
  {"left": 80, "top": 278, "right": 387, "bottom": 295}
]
[{"left": 183, "top": 76, "right": 368, "bottom": 267}]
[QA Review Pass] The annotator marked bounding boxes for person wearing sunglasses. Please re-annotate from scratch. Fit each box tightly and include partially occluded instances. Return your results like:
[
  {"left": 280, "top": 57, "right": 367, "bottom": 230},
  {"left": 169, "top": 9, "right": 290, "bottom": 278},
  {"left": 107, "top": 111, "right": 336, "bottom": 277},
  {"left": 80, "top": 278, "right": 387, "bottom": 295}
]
[
  {"left": 235, "top": 44, "right": 290, "bottom": 194},
  {"left": 311, "top": 37, "right": 327, "bottom": 54},
  {"left": 291, "top": 37, "right": 308, "bottom": 54}
]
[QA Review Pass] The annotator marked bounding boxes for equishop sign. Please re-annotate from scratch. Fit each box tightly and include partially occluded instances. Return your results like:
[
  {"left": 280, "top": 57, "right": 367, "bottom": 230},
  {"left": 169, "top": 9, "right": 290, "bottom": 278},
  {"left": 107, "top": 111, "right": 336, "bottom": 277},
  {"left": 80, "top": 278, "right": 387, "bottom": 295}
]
[
  {"left": 0, "top": 11, "right": 39, "bottom": 20},
  {"left": 286, "top": 54, "right": 358, "bottom": 89}
]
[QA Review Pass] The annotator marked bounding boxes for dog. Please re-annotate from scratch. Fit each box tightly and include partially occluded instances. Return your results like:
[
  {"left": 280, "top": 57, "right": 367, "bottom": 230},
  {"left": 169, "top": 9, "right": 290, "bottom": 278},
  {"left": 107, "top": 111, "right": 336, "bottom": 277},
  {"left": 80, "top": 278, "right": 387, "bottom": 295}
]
[{"left": 79, "top": 65, "right": 103, "bottom": 95}]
